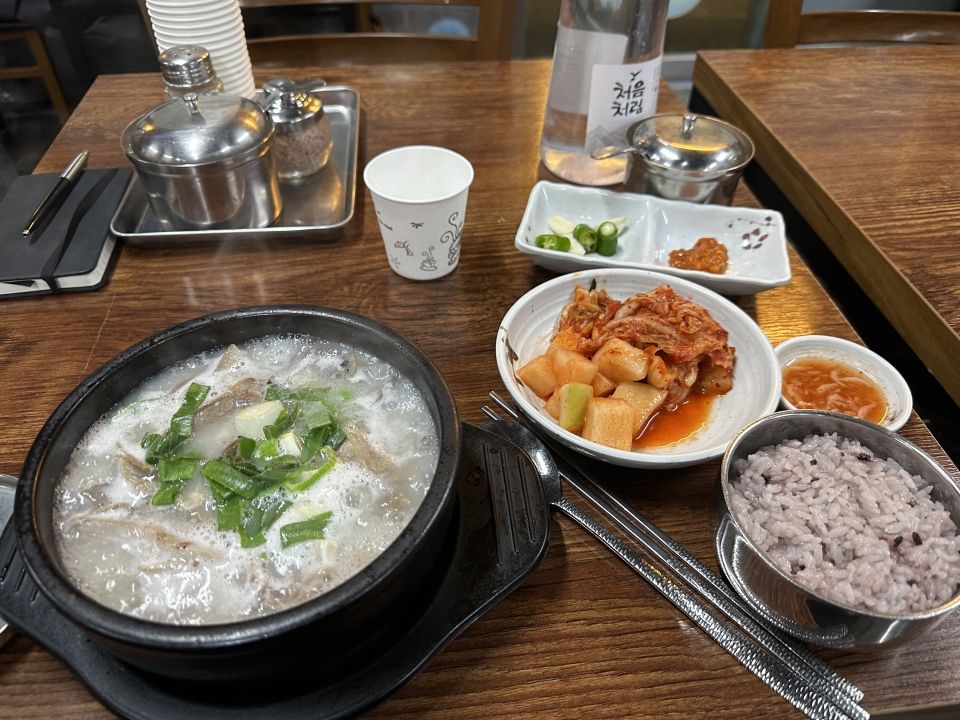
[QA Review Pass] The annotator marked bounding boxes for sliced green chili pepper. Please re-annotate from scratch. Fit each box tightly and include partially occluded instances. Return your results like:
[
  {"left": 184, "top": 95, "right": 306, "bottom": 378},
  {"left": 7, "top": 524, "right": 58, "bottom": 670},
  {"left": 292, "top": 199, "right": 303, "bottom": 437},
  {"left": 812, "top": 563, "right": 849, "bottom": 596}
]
[
  {"left": 573, "top": 223, "right": 598, "bottom": 253},
  {"left": 596, "top": 224, "right": 618, "bottom": 256},
  {"left": 534, "top": 234, "right": 571, "bottom": 252}
]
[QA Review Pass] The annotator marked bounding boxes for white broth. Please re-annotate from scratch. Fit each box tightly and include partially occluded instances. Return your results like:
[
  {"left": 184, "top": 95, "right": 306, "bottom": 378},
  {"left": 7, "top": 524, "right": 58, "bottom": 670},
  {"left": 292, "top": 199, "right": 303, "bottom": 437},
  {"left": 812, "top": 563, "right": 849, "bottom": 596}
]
[{"left": 53, "top": 335, "right": 439, "bottom": 625}]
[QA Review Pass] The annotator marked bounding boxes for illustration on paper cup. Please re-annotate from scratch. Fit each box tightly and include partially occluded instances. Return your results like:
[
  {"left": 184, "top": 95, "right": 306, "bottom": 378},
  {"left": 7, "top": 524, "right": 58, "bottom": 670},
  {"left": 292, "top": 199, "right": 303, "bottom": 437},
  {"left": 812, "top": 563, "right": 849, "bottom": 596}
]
[{"left": 441, "top": 212, "right": 463, "bottom": 268}]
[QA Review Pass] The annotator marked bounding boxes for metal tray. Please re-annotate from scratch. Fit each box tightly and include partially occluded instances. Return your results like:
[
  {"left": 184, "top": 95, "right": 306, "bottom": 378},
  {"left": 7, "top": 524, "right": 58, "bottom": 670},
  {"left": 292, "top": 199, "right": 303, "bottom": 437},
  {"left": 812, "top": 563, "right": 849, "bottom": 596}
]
[{"left": 110, "top": 85, "right": 359, "bottom": 243}]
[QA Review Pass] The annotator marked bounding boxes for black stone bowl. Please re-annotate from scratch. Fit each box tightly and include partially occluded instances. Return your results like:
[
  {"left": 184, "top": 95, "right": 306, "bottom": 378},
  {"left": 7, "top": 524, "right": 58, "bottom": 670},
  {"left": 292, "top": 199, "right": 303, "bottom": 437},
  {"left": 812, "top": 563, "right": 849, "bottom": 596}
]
[{"left": 13, "top": 306, "right": 461, "bottom": 681}]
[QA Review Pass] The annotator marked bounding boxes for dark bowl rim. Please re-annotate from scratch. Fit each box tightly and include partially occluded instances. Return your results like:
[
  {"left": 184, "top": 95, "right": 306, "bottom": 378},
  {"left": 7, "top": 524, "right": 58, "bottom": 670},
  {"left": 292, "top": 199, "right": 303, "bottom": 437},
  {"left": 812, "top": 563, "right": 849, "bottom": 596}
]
[
  {"left": 15, "top": 304, "right": 461, "bottom": 648},
  {"left": 718, "top": 409, "right": 960, "bottom": 621}
]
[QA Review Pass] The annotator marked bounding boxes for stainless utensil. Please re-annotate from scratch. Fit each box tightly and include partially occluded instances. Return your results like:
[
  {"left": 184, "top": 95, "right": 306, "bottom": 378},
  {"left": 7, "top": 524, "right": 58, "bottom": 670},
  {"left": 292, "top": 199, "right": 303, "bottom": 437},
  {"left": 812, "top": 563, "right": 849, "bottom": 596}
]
[
  {"left": 111, "top": 85, "right": 360, "bottom": 243},
  {"left": 121, "top": 92, "right": 281, "bottom": 231},
  {"left": 483, "top": 394, "right": 868, "bottom": 720},
  {"left": 158, "top": 46, "right": 224, "bottom": 99},
  {"left": 261, "top": 77, "right": 333, "bottom": 180},
  {"left": 594, "top": 113, "right": 753, "bottom": 205},
  {"left": 717, "top": 410, "right": 960, "bottom": 649}
]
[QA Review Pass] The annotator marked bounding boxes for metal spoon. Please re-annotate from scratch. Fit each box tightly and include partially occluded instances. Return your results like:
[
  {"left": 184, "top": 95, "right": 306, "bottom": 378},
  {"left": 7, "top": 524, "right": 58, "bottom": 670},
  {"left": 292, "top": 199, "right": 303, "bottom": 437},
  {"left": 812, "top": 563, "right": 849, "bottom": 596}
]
[{"left": 479, "top": 415, "right": 862, "bottom": 720}]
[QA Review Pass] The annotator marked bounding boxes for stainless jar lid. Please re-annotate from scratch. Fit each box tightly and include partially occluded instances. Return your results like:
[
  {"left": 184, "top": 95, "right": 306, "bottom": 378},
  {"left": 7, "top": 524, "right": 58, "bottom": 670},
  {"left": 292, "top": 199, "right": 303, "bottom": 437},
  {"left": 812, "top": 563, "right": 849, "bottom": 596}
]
[
  {"left": 0, "top": 474, "right": 16, "bottom": 647},
  {"left": 262, "top": 78, "right": 324, "bottom": 135},
  {"left": 158, "top": 45, "right": 218, "bottom": 89},
  {"left": 121, "top": 93, "right": 274, "bottom": 171},
  {"left": 626, "top": 113, "right": 754, "bottom": 178}
]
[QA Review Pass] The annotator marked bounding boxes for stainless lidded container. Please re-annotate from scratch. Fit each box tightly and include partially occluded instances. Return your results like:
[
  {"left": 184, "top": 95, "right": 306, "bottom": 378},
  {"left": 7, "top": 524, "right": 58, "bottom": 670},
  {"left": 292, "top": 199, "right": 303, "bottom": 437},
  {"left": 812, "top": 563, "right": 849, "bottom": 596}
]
[
  {"left": 261, "top": 77, "right": 333, "bottom": 180},
  {"left": 623, "top": 113, "right": 754, "bottom": 205},
  {"left": 121, "top": 93, "right": 282, "bottom": 231},
  {"left": 158, "top": 45, "right": 224, "bottom": 99}
]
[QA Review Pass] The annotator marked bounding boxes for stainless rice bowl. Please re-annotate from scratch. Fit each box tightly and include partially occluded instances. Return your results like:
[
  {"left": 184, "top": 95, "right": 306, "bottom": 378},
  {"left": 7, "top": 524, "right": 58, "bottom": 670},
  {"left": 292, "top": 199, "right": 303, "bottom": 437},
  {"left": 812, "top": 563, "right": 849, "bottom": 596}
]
[{"left": 713, "top": 410, "right": 960, "bottom": 649}]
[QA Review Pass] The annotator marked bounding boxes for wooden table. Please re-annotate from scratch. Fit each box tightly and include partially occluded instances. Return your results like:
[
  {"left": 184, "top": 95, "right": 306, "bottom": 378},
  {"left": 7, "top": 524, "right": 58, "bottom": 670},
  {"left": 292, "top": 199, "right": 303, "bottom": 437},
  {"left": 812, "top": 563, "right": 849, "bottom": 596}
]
[
  {"left": 692, "top": 46, "right": 960, "bottom": 411},
  {"left": 1, "top": 59, "right": 959, "bottom": 719}
]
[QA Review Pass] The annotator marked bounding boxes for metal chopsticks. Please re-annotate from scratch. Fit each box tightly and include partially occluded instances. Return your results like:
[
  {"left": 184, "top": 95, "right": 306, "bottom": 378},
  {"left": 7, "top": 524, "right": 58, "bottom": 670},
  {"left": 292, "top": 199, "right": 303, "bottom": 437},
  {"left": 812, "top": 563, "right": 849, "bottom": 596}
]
[{"left": 486, "top": 391, "right": 868, "bottom": 720}]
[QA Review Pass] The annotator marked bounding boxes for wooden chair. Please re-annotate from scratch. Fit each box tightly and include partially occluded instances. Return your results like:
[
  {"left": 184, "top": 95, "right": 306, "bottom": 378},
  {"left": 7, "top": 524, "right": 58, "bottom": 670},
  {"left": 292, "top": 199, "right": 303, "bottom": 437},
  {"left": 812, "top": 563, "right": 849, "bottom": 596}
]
[
  {"left": 0, "top": 23, "right": 70, "bottom": 124},
  {"left": 240, "top": 0, "right": 514, "bottom": 67},
  {"left": 764, "top": 1, "right": 960, "bottom": 48}
]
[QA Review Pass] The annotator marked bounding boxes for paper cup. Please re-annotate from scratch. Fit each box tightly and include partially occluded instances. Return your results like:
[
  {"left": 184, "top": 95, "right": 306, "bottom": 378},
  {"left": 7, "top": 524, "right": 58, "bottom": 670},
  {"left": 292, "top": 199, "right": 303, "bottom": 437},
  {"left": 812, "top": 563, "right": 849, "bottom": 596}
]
[{"left": 363, "top": 146, "right": 474, "bottom": 280}]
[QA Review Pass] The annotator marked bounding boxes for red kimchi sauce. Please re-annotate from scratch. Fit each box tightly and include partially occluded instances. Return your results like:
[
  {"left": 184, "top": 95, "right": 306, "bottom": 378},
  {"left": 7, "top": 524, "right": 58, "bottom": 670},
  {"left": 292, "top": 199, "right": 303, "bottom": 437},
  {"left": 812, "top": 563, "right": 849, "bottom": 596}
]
[
  {"left": 782, "top": 357, "right": 887, "bottom": 423},
  {"left": 634, "top": 393, "right": 715, "bottom": 449}
]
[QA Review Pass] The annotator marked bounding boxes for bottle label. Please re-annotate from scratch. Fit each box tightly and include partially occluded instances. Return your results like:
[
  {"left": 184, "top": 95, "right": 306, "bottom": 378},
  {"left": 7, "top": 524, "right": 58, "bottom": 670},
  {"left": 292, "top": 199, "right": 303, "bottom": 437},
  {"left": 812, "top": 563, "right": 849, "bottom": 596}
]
[
  {"left": 586, "top": 56, "right": 662, "bottom": 151},
  {"left": 546, "top": 25, "right": 628, "bottom": 116}
]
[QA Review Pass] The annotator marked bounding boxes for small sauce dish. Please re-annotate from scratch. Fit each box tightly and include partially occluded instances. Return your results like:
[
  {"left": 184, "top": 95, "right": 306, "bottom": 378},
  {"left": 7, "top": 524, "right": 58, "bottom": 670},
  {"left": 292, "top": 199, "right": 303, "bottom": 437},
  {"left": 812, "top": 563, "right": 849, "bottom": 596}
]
[{"left": 774, "top": 335, "right": 912, "bottom": 431}]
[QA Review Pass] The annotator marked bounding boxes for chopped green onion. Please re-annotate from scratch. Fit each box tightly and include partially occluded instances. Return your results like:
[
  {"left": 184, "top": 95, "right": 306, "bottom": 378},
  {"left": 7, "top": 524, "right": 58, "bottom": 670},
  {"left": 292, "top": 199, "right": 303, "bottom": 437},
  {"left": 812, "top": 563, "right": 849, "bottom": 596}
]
[
  {"left": 265, "top": 386, "right": 332, "bottom": 403},
  {"left": 302, "top": 422, "right": 347, "bottom": 460},
  {"left": 141, "top": 383, "right": 210, "bottom": 464},
  {"left": 157, "top": 454, "right": 200, "bottom": 484},
  {"left": 239, "top": 526, "right": 266, "bottom": 548},
  {"left": 303, "top": 405, "right": 332, "bottom": 431},
  {"left": 252, "top": 437, "right": 282, "bottom": 463},
  {"left": 202, "top": 458, "right": 260, "bottom": 499},
  {"left": 263, "top": 405, "right": 299, "bottom": 440},
  {"left": 255, "top": 454, "right": 302, "bottom": 483},
  {"left": 534, "top": 234, "right": 571, "bottom": 252},
  {"left": 242, "top": 504, "right": 265, "bottom": 538},
  {"left": 234, "top": 436, "right": 256, "bottom": 462},
  {"left": 280, "top": 511, "right": 333, "bottom": 548},
  {"left": 151, "top": 481, "right": 185, "bottom": 506},
  {"left": 259, "top": 495, "right": 292, "bottom": 532},
  {"left": 283, "top": 447, "right": 336, "bottom": 492},
  {"left": 209, "top": 480, "right": 234, "bottom": 505},
  {"left": 217, "top": 495, "right": 243, "bottom": 531},
  {"left": 150, "top": 453, "right": 201, "bottom": 505}
]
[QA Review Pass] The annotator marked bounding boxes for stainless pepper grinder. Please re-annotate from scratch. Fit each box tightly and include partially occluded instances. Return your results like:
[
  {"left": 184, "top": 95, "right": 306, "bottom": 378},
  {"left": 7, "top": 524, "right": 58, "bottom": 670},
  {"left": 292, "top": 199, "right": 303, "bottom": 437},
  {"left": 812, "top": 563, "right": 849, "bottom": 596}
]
[{"left": 261, "top": 77, "right": 333, "bottom": 180}]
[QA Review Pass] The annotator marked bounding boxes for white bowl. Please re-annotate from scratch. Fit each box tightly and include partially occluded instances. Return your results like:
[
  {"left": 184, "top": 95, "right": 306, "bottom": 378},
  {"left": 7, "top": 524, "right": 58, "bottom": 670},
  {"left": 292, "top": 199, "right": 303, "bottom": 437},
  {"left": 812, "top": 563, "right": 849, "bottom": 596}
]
[
  {"left": 496, "top": 268, "right": 781, "bottom": 468},
  {"left": 514, "top": 181, "right": 791, "bottom": 296},
  {"left": 774, "top": 335, "right": 912, "bottom": 431}
]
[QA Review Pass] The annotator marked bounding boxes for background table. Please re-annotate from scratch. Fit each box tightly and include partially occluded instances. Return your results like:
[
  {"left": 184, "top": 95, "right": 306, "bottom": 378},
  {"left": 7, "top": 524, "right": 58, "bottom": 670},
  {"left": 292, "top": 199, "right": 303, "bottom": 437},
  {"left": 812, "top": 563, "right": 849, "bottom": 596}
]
[
  {"left": 692, "top": 46, "right": 960, "bottom": 415},
  {"left": 1, "top": 59, "right": 959, "bottom": 719}
]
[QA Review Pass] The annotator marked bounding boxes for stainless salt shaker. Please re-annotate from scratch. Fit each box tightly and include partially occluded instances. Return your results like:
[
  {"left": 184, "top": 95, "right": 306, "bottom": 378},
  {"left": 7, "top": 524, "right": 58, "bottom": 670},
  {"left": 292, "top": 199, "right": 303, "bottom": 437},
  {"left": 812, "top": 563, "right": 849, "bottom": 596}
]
[
  {"left": 261, "top": 78, "right": 333, "bottom": 180},
  {"left": 159, "top": 45, "right": 225, "bottom": 99}
]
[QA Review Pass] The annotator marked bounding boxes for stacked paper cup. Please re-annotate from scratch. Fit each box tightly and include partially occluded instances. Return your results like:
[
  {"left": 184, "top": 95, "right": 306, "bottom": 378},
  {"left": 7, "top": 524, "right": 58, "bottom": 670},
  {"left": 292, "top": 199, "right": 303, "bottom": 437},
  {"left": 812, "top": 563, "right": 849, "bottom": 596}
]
[{"left": 144, "top": 0, "right": 256, "bottom": 97}]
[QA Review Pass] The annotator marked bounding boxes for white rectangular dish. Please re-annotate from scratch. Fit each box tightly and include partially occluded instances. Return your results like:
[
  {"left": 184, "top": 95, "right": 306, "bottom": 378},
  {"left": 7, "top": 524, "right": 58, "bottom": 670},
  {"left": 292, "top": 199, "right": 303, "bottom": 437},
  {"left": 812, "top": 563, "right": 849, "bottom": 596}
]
[{"left": 514, "top": 181, "right": 791, "bottom": 295}]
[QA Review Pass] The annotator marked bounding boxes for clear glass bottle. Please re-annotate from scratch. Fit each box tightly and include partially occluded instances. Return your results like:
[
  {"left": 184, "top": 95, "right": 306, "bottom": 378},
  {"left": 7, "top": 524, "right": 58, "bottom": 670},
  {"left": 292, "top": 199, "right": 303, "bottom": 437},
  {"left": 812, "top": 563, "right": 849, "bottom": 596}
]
[
  {"left": 159, "top": 46, "right": 225, "bottom": 100},
  {"left": 539, "top": 0, "right": 669, "bottom": 186}
]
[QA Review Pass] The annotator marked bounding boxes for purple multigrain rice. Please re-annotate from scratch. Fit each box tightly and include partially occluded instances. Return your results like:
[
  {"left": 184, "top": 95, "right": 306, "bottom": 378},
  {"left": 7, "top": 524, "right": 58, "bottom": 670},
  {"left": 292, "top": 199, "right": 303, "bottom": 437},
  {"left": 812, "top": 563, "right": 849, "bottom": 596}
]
[{"left": 728, "top": 433, "right": 960, "bottom": 614}]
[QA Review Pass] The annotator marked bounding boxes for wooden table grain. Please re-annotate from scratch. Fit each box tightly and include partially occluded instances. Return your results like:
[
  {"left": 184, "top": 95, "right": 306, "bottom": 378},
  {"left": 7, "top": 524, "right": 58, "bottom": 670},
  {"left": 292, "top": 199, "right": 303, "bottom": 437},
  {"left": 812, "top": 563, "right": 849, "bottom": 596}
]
[
  {"left": 1, "top": 59, "right": 959, "bottom": 719},
  {"left": 692, "top": 46, "right": 960, "bottom": 410}
]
